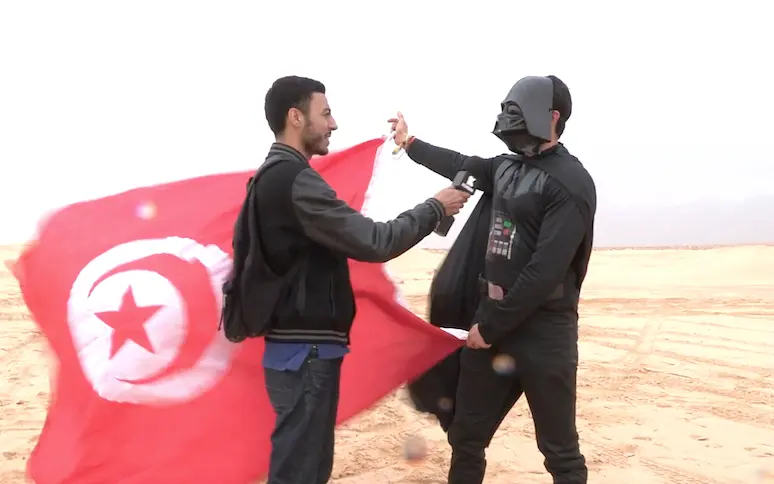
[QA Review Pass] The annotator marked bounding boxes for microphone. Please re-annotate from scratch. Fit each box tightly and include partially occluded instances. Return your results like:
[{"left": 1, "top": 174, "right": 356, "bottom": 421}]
[{"left": 434, "top": 170, "right": 477, "bottom": 236}]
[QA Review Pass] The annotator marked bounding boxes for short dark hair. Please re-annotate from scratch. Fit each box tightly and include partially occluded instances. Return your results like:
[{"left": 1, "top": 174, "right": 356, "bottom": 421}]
[
  {"left": 547, "top": 75, "right": 572, "bottom": 137},
  {"left": 264, "top": 76, "right": 326, "bottom": 135}
]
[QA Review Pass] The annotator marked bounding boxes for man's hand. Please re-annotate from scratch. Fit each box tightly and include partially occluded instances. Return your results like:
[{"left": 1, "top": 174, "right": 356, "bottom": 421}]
[
  {"left": 387, "top": 112, "right": 409, "bottom": 146},
  {"left": 433, "top": 187, "right": 471, "bottom": 216},
  {"left": 466, "top": 324, "right": 491, "bottom": 349}
]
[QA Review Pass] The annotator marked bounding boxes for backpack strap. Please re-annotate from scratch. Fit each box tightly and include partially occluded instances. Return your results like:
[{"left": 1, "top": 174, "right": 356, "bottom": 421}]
[{"left": 245, "top": 154, "right": 285, "bottom": 192}]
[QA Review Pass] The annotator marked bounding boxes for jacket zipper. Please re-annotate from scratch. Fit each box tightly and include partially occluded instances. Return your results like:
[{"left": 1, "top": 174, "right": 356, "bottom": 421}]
[{"left": 328, "top": 281, "right": 336, "bottom": 317}]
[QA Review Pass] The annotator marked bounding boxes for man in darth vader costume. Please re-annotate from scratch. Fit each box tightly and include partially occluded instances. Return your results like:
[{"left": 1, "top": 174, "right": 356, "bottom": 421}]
[{"left": 391, "top": 75, "right": 596, "bottom": 484}]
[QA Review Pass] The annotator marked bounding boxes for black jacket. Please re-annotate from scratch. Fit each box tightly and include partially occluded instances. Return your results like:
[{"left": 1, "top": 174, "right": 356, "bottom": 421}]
[
  {"left": 406, "top": 139, "right": 596, "bottom": 346},
  {"left": 221, "top": 143, "right": 445, "bottom": 344},
  {"left": 406, "top": 139, "right": 596, "bottom": 427}
]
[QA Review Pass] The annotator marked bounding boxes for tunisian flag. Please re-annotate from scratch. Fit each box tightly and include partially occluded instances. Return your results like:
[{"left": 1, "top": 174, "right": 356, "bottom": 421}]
[{"left": 13, "top": 138, "right": 462, "bottom": 484}]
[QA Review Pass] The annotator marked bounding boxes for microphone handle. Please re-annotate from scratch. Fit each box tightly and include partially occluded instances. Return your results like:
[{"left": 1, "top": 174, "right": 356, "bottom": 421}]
[{"left": 434, "top": 215, "right": 455, "bottom": 236}]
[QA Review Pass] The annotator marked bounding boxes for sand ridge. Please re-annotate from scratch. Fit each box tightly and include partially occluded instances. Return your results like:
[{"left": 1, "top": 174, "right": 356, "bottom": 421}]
[{"left": 1, "top": 245, "right": 773, "bottom": 483}]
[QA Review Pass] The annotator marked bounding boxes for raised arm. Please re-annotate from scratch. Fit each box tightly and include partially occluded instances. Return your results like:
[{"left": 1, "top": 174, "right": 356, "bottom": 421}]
[
  {"left": 291, "top": 167, "right": 467, "bottom": 263},
  {"left": 389, "top": 113, "right": 501, "bottom": 195},
  {"left": 405, "top": 139, "right": 501, "bottom": 195}
]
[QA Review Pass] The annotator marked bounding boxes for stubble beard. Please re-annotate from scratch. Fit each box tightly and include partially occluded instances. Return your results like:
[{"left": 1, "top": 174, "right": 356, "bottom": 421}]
[{"left": 302, "top": 124, "right": 327, "bottom": 157}]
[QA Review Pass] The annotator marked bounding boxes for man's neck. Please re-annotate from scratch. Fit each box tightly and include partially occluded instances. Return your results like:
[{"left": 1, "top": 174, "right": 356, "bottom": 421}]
[
  {"left": 275, "top": 136, "right": 310, "bottom": 160},
  {"left": 539, "top": 139, "right": 559, "bottom": 153}
]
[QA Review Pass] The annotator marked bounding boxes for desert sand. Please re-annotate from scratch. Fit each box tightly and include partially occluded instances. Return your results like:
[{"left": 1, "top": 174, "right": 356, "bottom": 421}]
[{"left": 1, "top": 245, "right": 773, "bottom": 483}]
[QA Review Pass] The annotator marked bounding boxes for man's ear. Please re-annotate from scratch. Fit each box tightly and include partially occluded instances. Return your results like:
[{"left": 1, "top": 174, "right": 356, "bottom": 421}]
[
  {"left": 551, "top": 110, "right": 561, "bottom": 123},
  {"left": 288, "top": 107, "right": 304, "bottom": 129}
]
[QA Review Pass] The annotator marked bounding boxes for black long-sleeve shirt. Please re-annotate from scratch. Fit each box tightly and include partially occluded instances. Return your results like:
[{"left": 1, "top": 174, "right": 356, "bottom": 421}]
[{"left": 406, "top": 139, "right": 596, "bottom": 345}]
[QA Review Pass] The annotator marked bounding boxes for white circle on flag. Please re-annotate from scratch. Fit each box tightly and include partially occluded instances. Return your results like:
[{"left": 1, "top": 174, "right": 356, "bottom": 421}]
[{"left": 67, "top": 237, "right": 237, "bottom": 406}]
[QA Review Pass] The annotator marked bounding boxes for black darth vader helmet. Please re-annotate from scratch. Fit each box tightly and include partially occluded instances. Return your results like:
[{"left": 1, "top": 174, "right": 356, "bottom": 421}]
[{"left": 492, "top": 76, "right": 556, "bottom": 156}]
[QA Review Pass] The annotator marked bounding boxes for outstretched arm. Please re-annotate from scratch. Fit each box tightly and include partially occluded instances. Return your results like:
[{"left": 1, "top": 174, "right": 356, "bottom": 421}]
[
  {"left": 389, "top": 113, "right": 501, "bottom": 194},
  {"left": 291, "top": 167, "right": 445, "bottom": 263},
  {"left": 406, "top": 138, "right": 501, "bottom": 195}
]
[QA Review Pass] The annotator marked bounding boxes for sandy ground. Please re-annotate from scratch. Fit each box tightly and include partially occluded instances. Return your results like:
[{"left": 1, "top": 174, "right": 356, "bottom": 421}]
[{"left": 1, "top": 245, "right": 773, "bottom": 483}]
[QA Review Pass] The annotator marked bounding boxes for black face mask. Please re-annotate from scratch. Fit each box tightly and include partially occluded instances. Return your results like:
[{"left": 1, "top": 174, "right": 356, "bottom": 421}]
[
  {"left": 494, "top": 129, "right": 542, "bottom": 156},
  {"left": 492, "top": 104, "right": 542, "bottom": 156}
]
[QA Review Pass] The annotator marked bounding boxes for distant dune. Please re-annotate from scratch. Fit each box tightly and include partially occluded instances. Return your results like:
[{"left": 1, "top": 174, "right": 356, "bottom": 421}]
[
  {"left": 419, "top": 193, "right": 774, "bottom": 250},
  {"left": 594, "top": 193, "right": 774, "bottom": 248},
  {"left": 426, "top": 242, "right": 774, "bottom": 256},
  {"left": 5, "top": 192, "right": 774, "bottom": 252}
]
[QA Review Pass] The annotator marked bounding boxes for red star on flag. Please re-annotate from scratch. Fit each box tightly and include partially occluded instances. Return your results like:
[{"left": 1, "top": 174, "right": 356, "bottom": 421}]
[{"left": 95, "top": 286, "right": 163, "bottom": 358}]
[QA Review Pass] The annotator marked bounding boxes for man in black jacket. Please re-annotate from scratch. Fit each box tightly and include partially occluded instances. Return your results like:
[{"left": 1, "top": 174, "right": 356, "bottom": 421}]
[
  {"left": 389, "top": 75, "right": 596, "bottom": 484},
  {"left": 242, "top": 76, "right": 471, "bottom": 484}
]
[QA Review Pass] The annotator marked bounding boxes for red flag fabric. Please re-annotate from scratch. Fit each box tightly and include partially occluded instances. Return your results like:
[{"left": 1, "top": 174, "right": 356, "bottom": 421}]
[{"left": 13, "top": 138, "right": 462, "bottom": 484}]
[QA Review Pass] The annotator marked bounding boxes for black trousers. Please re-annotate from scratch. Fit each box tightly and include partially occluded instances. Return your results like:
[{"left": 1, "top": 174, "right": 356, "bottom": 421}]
[
  {"left": 264, "top": 352, "right": 342, "bottom": 484},
  {"left": 447, "top": 345, "right": 587, "bottom": 484}
]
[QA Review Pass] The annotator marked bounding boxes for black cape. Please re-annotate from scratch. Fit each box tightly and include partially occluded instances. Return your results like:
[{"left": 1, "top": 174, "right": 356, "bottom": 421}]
[
  {"left": 407, "top": 194, "right": 491, "bottom": 431},
  {"left": 406, "top": 153, "right": 595, "bottom": 431}
]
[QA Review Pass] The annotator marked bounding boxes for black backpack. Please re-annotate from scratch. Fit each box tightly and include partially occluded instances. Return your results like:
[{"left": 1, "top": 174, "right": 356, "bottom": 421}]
[{"left": 219, "top": 156, "right": 285, "bottom": 343}]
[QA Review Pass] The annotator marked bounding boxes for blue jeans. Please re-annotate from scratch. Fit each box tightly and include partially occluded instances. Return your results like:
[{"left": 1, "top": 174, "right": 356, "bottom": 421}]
[{"left": 264, "top": 347, "right": 343, "bottom": 484}]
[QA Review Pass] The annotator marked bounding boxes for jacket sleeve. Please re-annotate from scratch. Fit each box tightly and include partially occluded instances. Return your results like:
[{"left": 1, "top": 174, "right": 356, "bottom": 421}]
[
  {"left": 406, "top": 139, "right": 502, "bottom": 195},
  {"left": 291, "top": 167, "right": 444, "bottom": 263},
  {"left": 476, "top": 177, "right": 587, "bottom": 344}
]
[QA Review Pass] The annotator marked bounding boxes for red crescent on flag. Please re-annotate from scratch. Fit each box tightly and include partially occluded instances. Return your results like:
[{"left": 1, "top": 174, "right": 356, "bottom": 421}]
[{"left": 86, "top": 252, "right": 220, "bottom": 385}]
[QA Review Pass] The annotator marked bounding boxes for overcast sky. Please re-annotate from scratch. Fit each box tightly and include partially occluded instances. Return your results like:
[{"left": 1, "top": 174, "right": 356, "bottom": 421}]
[{"left": 1, "top": 1, "right": 772, "bottom": 246}]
